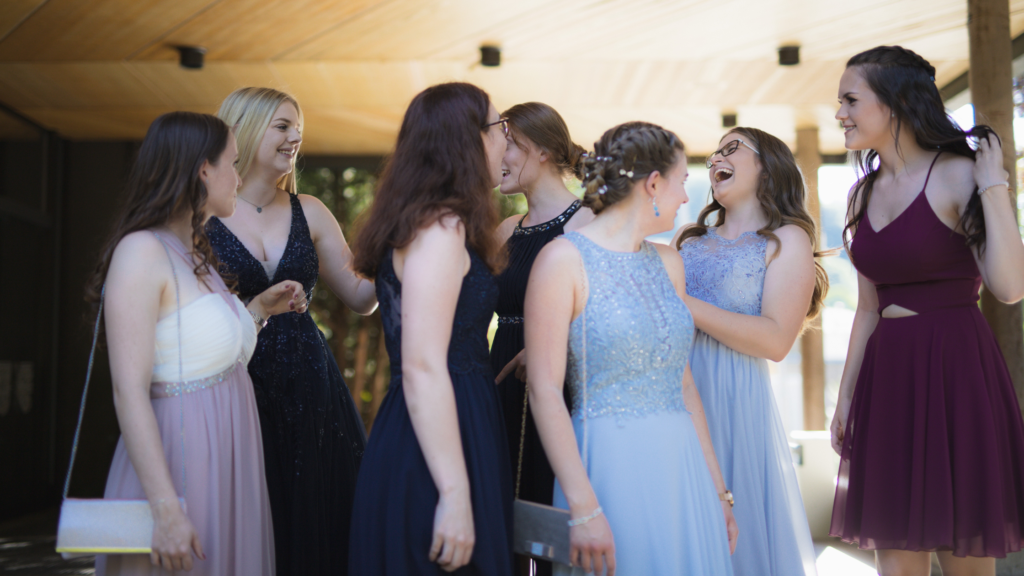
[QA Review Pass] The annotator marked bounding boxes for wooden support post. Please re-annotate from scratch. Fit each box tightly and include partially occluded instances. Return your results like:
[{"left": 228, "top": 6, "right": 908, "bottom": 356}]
[
  {"left": 796, "top": 126, "right": 826, "bottom": 431},
  {"left": 969, "top": 0, "right": 1024, "bottom": 412}
]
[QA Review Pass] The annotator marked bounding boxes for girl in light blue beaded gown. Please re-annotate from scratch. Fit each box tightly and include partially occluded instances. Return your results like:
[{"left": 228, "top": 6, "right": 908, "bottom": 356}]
[
  {"left": 675, "top": 127, "right": 828, "bottom": 576},
  {"left": 525, "top": 122, "right": 737, "bottom": 576}
]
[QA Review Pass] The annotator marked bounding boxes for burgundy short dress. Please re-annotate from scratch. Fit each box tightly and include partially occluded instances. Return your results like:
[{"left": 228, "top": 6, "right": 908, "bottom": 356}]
[{"left": 830, "top": 153, "right": 1024, "bottom": 558}]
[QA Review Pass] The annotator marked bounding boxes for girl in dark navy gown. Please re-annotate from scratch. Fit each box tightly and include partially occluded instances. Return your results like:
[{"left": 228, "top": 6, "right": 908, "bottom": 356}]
[
  {"left": 207, "top": 87, "right": 377, "bottom": 576},
  {"left": 489, "top": 103, "right": 593, "bottom": 576},
  {"left": 349, "top": 82, "right": 513, "bottom": 576},
  {"left": 830, "top": 47, "right": 1024, "bottom": 576}
]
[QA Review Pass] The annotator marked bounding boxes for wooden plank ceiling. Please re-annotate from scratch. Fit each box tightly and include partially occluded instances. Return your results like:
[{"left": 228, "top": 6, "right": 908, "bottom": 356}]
[{"left": 1, "top": 0, "right": 1022, "bottom": 155}]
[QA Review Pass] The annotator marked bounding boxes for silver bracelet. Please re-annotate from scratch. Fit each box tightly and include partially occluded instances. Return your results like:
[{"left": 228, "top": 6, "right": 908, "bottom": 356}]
[
  {"left": 568, "top": 506, "right": 603, "bottom": 527},
  {"left": 249, "top": 309, "right": 267, "bottom": 329},
  {"left": 978, "top": 181, "right": 1009, "bottom": 197}
]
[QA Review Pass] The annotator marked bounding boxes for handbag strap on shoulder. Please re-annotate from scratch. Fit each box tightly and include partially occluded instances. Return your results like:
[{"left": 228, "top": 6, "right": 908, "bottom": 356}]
[{"left": 62, "top": 231, "right": 188, "bottom": 501}]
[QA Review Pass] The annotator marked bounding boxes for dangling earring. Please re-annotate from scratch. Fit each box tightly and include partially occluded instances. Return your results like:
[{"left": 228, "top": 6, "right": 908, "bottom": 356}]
[{"left": 652, "top": 196, "right": 660, "bottom": 217}]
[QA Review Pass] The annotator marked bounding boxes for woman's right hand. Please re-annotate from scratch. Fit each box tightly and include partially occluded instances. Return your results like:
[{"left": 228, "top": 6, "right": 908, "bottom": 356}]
[
  {"left": 428, "top": 488, "right": 475, "bottom": 572},
  {"left": 830, "top": 397, "right": 851, "bottom": 456},
  {"left": 570, "top": 513, "right": 616, "bottom": 576},
  {"left": 494, "top": 349, "right": 527, "bottom": 384},
  {"left": 150, "top": 499, "right": 204, "bottom": 571}
]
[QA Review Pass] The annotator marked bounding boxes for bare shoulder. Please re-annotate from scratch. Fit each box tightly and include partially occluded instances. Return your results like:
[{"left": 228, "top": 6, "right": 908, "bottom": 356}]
[
  {"left": 653, "top": 241, "right": 686, "bottom": 276},
  {"left": 933, "top": 153, "right": 976, "bottom": 201},
  {"left": 415, "top": 213, "right": 466, "bottom": 247},
  {"left": 496, "top": 214, "right": 521, "bottom": 243},
  {"left": 296, "top": 193, "right": 337, "bottom": 230},
  {"left": 107, "top": 230, "right": 169, "bottom": 288},
  {"left": 774, "top": 224, "right": 812, "bottom": 249},
  {"left": 535, "top": 236, "right": 581, "bottom": 270}
]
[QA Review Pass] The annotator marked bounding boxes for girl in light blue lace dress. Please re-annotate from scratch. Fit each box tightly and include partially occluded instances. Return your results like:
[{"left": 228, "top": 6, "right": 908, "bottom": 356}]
[
  {"left": 525, "top": 122, "right": 737, "bottom": 575},
  {"left": 675, "top": 127, "right": 828, "bottom": 576}
]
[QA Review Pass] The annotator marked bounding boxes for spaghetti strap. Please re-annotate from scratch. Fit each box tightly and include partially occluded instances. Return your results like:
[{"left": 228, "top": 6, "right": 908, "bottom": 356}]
[{"left": 921, "top": 152, "right": 942, "bottom": 192}]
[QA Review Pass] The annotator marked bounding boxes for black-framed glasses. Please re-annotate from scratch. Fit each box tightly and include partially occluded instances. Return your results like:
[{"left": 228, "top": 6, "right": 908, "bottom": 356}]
[
  {"left": 484, "top": 118, "right": 509, "bottom": 136},
  {"left": 705, "top": 138, "right": 759, "bottom": 169}
]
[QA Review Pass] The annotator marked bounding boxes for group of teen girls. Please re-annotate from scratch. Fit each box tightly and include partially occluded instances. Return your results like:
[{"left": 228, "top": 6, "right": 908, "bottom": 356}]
[{"left": 86, "top": 44, "right": 1024, "bottom": 576}]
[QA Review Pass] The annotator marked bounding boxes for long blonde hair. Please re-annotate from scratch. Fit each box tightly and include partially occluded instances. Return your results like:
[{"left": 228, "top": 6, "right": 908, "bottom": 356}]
[{"left": 217, "top": 87, "right": 303, "bottom": 194}]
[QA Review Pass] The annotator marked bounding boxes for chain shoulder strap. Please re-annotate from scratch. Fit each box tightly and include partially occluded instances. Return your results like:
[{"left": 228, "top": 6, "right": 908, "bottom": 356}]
[{"left": 62, "top": 287, "right": 105, "bottom": 499}]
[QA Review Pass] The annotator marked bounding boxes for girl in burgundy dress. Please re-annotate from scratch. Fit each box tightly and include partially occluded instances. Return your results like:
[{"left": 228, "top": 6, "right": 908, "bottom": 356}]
[{"left": 829, "top": 45, "right": 1024, "bottom": 575}]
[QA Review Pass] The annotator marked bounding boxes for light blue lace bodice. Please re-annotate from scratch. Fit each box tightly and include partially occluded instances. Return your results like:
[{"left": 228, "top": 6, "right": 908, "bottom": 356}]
[
  {"left": 679, "top": 229, "right": 768, "bottom": 316},
  {"left": 563, "top": 232, "right": 693, "bottom": 421}
]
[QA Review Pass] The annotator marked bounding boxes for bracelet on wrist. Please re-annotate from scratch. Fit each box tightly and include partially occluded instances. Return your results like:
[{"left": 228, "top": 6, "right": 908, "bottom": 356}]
[
  {"left": 720, "top": 490, "right": 734, "bottom": 508},
  {"left": 978, "top": 181, "right": 1009, "bottom": 197},
  {"left": 249, "top": 309, "right": 267, "bottom": 329},
  {"left": 568, "top": 506, "right": 603, "bottom": 527}
]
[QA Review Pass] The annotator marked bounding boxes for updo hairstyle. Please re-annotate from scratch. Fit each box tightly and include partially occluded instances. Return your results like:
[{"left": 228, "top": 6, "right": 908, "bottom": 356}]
[
  {"left": 503, "top": 102, "right": 586, "bottom": 180},
  {"left": 581, "top": 121, "right": 684, "bottom": 214}
]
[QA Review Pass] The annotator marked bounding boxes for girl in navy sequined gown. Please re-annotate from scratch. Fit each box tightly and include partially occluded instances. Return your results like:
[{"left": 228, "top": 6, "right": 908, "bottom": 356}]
[
  {"left": 207, "top": 87, "right": 376, "bottom": 576},
  {"left": 490, "top": 102, "right": 594, "bottom": 576},
  {"left": 349, "top": 82, "right": 512, "bottom": 576}
]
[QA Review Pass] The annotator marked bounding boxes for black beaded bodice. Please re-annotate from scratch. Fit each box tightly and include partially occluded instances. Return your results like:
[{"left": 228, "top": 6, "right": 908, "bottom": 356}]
[{"left": 377, "top": 246, "right": 498, "bottom": 383}]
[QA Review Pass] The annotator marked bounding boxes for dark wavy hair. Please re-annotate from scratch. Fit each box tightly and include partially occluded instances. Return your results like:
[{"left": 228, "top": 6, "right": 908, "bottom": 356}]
[
  {"left": 580, "top": 121, "right": 685, "bottom": 214},
  {"left": 86, "top": 112, "right": 231, "bottom": 312},
  {"left": 843, "top": 45, "right": 995, "bottom": 256},
  {"left": 676, "top": 127, "right": 829, "bottom": 322},
  {"left": 352, "top": 82, "right": 505, "bottom": 278},
  {"left": 503, "top": 102, "right": 586, "bottom": 181}
]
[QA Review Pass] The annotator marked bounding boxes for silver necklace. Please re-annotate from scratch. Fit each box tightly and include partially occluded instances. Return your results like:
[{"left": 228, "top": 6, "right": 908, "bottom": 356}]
[{"left": 237, "top": 193, "right": 273, "bottom": 213}]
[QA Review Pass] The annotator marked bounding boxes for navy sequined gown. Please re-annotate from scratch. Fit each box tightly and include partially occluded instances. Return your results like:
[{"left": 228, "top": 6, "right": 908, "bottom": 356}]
[
  {"left": 207, "top": 193, "right": 367, "bottom": 576},
  {"left": 349, "top": 247, "right": 513, "bottom": 576}
]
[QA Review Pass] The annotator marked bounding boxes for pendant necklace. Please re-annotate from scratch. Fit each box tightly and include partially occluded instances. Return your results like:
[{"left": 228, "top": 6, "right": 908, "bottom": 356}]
[{"left": 238, "top": 194, "right": 272, "bottom": 213}]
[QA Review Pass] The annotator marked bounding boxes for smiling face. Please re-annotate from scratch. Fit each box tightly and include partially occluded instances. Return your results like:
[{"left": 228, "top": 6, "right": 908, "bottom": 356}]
[
  {"left": 201, "top": 133, "right": 242, "bottom": 220},
  {"left": 482, "top": 103, "right": 508, "bottom": 188},
  {"left": 255, "top": 101, "right": 302, "bottom": 177},
  {"left": 836, "top": 66, "right": 893, "bottom": 151},
  {"left": 499, "top": 130, "right": 544, "bottom": 195},
  {"left": 708, "top": 132, "right": 761, "bottom": 205}
]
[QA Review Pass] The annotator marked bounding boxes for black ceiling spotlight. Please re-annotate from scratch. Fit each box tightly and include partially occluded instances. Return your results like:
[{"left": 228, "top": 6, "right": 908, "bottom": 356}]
[
  {"left": 178, "top": 46, "right": 206, "bottom": 70},
  {"left": 480, "top": 45, "right": 501, "bottom": 67},
  {"left": 778, "top": 45, "right": 800, "bottom": 66},
  {"left": 722, "top": 113, "right": 737, "bottom": 128}
]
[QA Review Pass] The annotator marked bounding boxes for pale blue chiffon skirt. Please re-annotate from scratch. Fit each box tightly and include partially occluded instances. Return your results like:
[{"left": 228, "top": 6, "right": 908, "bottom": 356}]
[
  {"left": 690, "top": 330, "right": 817, "bottom": 576},
  {"left": 553, "top": 409, "right": 734, "bottom": 576}
]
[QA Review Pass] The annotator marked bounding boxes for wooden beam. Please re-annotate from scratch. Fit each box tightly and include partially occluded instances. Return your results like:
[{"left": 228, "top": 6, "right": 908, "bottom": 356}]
[
  {"left": 796, "top": 126, "right": 825, "bottom": 431},
  {"left": 969, "top": 0, "right": 1024, "bottom": 413}
]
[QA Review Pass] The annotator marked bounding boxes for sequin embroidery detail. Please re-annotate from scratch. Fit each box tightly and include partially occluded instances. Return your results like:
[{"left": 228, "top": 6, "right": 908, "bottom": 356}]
[
  {"left": 513, "top": 200, "right": 582, "bottom": 237},
  {"left": 563, "top": 232, "right": 694, "bottom": 420},
  {"left": 678, "top": 228, "right": 767, "bottom": 316},
  {"left": 498, "top": 316, "right": 523, "bottom": 325},
  {"left": 151, "top": 360, "right": 244, "bottom": 398}
]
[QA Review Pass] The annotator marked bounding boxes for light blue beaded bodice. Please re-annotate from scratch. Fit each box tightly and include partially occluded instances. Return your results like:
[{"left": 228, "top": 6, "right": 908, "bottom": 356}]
[
  {"left": 679, "top": 229, "right": 768, "bottom": 316},
  {"left": 563, "top": 232, "right": 693, "bottom": 421}
]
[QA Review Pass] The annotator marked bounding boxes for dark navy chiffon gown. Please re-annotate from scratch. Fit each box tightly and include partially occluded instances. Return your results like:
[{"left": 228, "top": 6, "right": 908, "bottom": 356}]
[{"left": 349, "top": 247, "right": 513, "bottom": 576}]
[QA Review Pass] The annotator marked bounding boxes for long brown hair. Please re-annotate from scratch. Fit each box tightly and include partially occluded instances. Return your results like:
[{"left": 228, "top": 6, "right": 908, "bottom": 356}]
[
  {"left": 580, "top": 121, "right": 685, "bottom": 214},
  {"left": 676, "top": 127, "right": 829, "bottom": 322},
  {"left": 352, "top": 82, "right": 505, "bottom": 278},
  {"left": 503, "top": 102, "right": 586, "bottom": 181},
  {"left": 85, "top": 112, "right": 231, "bottom": 311},
  {"left": 843, "top": 45, "right": 993, "bottom": 256}
]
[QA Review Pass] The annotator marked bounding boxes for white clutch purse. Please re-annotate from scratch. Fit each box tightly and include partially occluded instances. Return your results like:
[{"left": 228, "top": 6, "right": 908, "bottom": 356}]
[{"left": 56, "top": 236, "right": 188, "bottom": 558}]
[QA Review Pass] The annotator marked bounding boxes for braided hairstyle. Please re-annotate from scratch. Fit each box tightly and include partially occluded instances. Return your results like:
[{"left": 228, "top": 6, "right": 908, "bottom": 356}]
[
  {"left": 843, "top": 45, "right": 996, "bottom": 256},
  {"left": 581, "top": 121, "right": 685, "bottom": 214},
  {"left": 503, "top": 102, "right": 587, "bottom": 180}
]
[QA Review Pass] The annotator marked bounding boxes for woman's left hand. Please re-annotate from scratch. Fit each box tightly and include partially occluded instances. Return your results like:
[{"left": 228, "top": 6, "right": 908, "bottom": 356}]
[
  {"left": 974, "top": 132, "right": 1009, "bottom": 191},
  {"left": 255, "top": 280, "right": 307, "bottom": 316},
  {"left": 723, "top": 502, "right": 738, "bottom": 555}
]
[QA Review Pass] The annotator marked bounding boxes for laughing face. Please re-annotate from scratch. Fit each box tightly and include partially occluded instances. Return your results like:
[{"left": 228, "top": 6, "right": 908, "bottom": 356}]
[
  {"left": 708, "top": 133, "right": 761, "bottom": 203},
  {"left": 256, "top": 101, "right": 302, "bottom": 176},
  {"left": 836, "top": 66, "right": 892, "bottom": 151}
]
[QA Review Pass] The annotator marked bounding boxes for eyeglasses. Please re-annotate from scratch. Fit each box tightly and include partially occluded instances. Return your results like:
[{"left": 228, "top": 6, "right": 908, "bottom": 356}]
[
  {"left": 484, "top": 118, "right": 509, "bottom": 136},
  {"left": 705, "top": 138, "right": 759, "bottom": 169}
]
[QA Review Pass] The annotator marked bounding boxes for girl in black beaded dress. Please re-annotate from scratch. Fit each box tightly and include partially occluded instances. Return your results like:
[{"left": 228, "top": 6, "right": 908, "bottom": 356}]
[
  {"left": 205, "top": 87, "right": 377, "bottom": 576},
  {"left": 491, "top": 102, "right": 593, "bottom": 576}
]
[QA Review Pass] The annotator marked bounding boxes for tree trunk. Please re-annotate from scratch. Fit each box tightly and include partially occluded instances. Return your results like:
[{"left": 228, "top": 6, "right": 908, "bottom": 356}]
[
  {"left": 796, "top": 126, "right": 826, "bottom": 430},
  {"left": 969, "top": 0, "right": 1024, "bottom": 413}
]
